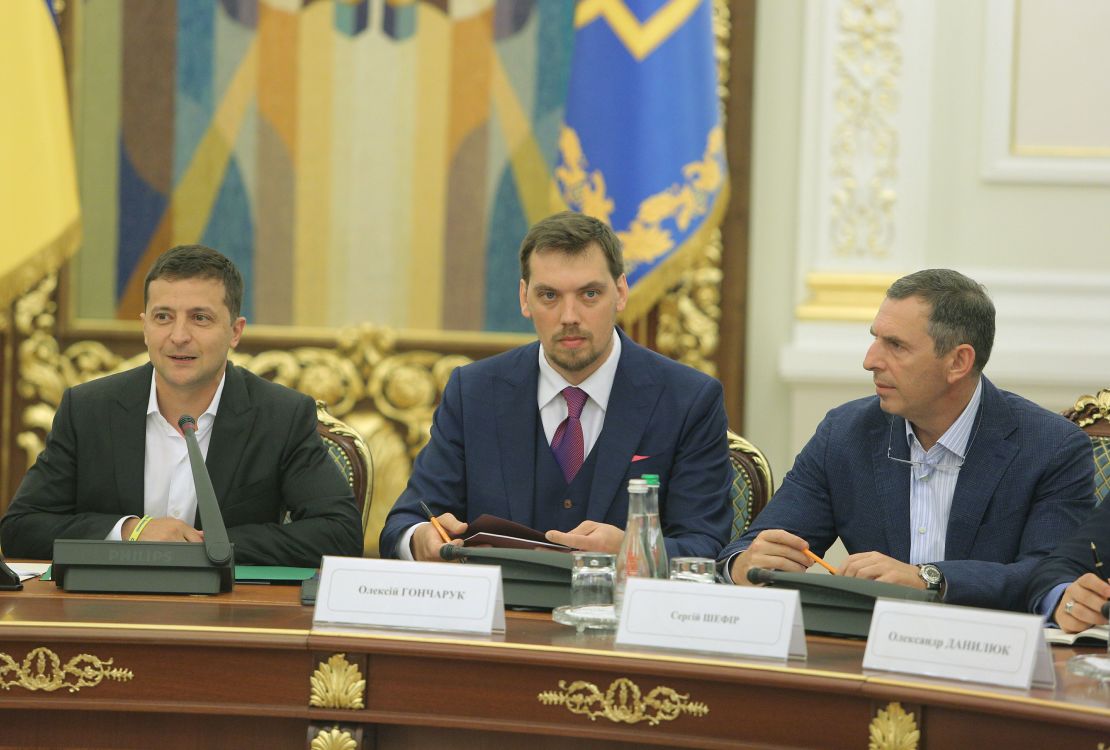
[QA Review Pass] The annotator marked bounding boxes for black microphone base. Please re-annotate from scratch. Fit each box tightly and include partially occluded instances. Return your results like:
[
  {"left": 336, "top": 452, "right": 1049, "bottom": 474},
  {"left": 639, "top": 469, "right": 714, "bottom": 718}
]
[{"left": 52, "top": 539, "right": 234, "bottom": 595}]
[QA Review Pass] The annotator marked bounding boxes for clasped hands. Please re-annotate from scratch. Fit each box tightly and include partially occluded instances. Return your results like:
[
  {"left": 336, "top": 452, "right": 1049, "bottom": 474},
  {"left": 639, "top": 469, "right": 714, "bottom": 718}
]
[
  {"left": 731, "top": 529, "right": 926, "bottom": 588},
  {"left": 121, "top": 516, "right": 204, "bottom": 543},
  {"left": 411, "top": 514, "right": 625, "bottom": 562}
]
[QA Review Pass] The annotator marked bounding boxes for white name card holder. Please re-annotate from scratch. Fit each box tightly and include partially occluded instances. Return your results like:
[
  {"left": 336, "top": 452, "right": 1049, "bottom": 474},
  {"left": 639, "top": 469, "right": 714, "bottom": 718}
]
[
  {"left": 313, "top": 556, "right": 505, "bottom": 635},
  {"left": 863, "top": 599, "right": 1055, "bottom": 690},
  {"left": 615, "top": 578, "right": 807, "bottom": 660}
]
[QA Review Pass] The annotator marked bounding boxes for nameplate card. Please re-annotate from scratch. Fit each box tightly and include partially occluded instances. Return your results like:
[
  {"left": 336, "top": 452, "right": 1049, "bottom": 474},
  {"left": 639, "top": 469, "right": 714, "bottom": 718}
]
[
  {"left": 313, "top": 557, "right": 505, "bottom": 635},
  {"left": 615, "top": 578, "right": 807, "bottom": 660},
  {"left": 863, "top": 600, "right": 1054, "bottom": 690}
]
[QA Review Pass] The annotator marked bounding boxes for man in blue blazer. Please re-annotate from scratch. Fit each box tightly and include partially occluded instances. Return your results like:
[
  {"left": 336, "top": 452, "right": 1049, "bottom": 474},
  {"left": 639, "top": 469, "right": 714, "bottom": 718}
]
[
  {"left": 1026, "top": 499, "right": 1110, "bottom": 632},
  {"left": 380, "top": 212, "right": 731, "bottom": 562},
  {"left": 721, "top": 269, "right": 1092, "bottom": 612}
]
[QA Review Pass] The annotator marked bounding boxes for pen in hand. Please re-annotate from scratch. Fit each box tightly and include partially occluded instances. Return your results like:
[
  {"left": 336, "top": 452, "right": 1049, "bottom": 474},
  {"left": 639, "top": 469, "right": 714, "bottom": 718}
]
[
  {"left": 1092, "top": 541, "right": 1104, "bottom": 577},
  {"left": 419, "top": 501, "right": 453, "bottom": 544},
  {"left": 803, "top": 548, "right": 837, "bottom": 575}
]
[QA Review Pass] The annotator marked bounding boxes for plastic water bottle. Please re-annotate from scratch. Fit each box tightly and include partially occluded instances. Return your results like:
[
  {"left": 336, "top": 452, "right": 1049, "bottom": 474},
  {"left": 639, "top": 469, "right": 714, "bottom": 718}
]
[{"left": 640, "top": 474, "right": 669, "bottom": 579}]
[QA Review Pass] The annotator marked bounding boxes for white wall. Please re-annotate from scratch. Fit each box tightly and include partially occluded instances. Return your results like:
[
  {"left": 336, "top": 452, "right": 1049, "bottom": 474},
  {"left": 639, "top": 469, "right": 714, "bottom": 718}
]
[{"left": 745, "top": 0, "right": 1110, "bottom": 491}]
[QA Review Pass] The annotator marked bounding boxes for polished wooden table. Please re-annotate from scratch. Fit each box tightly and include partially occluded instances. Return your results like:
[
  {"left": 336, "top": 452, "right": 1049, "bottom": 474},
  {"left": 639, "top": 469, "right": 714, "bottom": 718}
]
[{"left": 0, "top": 577, "right": 1107, "bottom": 749}]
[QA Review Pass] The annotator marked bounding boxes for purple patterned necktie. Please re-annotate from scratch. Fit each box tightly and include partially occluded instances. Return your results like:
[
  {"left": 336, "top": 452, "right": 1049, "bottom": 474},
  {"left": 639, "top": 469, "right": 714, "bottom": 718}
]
[{"left": 551, "top": 386, "right": 588, "bottom": 483}]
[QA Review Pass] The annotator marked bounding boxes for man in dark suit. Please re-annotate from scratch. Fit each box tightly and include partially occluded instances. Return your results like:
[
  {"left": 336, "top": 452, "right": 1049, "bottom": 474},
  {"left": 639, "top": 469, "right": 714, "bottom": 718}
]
[
  {"left": 1027, "top": 500, "right": 1110, "bottom": 632},
  {"left": 380, "top": 211, "right": 731, "bottom": 562},
  {"left": 721, "top": 269, "right": 1092, "bottom": 612},
  {"left": 0, "top": 245, "right": 363, "bottom": 566}
]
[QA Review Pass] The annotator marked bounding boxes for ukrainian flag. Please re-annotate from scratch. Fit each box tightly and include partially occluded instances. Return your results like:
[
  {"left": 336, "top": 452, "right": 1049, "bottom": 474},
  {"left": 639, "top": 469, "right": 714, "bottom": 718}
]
[
  {"left": 0, "top": 0, "right": 81, "bottom": 308},
  {"left": 555, "top": 0, "right": 726, "bottom": 318}
]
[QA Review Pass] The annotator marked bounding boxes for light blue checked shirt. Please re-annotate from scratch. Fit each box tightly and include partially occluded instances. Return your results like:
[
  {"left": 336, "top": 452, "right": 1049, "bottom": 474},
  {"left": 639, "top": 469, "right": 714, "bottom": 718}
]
[{"left": 905, "top": 378, "right": 983, "bottom": 565}]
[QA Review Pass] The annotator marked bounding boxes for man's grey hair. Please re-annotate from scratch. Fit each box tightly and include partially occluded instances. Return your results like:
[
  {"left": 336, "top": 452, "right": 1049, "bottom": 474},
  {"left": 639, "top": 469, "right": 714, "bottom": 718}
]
[{"left": 886, "top": 269, "right": 995, "bottom": 373}]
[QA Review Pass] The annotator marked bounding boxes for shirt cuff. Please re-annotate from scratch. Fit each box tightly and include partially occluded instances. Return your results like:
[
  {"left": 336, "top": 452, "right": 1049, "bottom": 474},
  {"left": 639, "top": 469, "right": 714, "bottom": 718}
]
[
  {"left": 107, "top": 516, "right": 138, "bottom": 542},
  {"left": 1034, "top": 582, "right": 1070, "bottom": 624},
  {"left": 397, "top": 523, "right": 421, "bottom": 561}
]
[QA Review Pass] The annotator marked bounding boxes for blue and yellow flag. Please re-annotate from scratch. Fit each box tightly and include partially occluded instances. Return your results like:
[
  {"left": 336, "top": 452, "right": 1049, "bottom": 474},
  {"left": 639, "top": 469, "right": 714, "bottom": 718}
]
[
  {"left": 0, "top": 0, "right": 81, "bottom": 308},
  {"left": 555, "top": 0, "right": 727, "bottom": 317}
]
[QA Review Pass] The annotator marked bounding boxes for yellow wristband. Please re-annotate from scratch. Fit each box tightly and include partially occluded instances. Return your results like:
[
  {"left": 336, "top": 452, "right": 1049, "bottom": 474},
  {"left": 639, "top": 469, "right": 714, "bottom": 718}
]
[{"left": 128, "top": 515, "right": 153, "bottom": 542}]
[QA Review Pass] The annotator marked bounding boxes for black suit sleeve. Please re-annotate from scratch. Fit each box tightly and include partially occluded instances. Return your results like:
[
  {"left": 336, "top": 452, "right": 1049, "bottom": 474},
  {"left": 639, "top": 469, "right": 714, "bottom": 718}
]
[
  {"left": 0, "top": 388, "right": 122, "bottom": 558},
  {"left": 1026, "top": 499, "right": 1110, "bottom": 612},
  {"left": 222, "top": 395, "right": 363, "bottom": 566}
]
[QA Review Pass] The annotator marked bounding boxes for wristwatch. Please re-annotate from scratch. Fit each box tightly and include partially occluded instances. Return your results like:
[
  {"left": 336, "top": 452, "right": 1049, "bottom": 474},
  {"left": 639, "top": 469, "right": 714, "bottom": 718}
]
[{"left": 917, "top": 563, "right": 944, "bottom": 593}]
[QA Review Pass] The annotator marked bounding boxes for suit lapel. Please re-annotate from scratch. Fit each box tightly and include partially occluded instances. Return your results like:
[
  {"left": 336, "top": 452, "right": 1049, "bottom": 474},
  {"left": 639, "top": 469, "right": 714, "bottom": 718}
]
[
  {"left": 111, "top": 364, "right": 153, "bottom": 517},
  {"left": 495, "top": 345, "right": 539, "bottom": 527},
  {"left": 588, "top": 334, "right": 662, "bottom": 523},
  {"left": 871, "top": 414, "right": 912, "bottom": 560},
  {"left": 945, "top": 379, "right": 1017, "bottom": 560},
  {"left": 204, "top": 363, "right": 257, "bottom": 520}
]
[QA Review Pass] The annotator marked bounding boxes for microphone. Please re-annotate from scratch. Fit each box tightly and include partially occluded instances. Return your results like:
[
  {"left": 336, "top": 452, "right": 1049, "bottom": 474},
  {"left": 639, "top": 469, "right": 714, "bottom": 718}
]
[
  {"left": 178, "top": 415, "right": 233, "bottom": 565},
  {"left": 746, "top": 567, "right": 777, "bottom": 586},
  {"left": 439, "top": 544, "right": 468, "bottom": 562}
]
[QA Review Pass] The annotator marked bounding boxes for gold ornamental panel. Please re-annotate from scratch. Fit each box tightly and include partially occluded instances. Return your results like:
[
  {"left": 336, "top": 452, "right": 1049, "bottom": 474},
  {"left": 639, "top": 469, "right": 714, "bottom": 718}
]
[
  {"left": 309, "top": 653, "right": 365, "bottom": 710},
  {"left": 0, "top": 646, "right": 133, "bottom": 693},
  {"left": 868, "top": 701, "right": 919, "bottom": 750},
  {"left": 537, "top": 677, "right": 709, "bottom": 726},
  {"left": 310, "top": 727, "right": 358, "bottom": 750}
]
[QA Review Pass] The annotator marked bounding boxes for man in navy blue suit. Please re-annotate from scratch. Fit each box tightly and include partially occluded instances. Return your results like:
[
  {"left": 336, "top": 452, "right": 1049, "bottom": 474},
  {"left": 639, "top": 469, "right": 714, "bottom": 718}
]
[
  {"left": 721, "top": 269, "right": 1092, "bottom": 612},
  {"left": 1027, "top": 499, "right": 1110, "bottom": 632},
  {"left": 380, "top": 211, "right": 731, "bottom": 562}
]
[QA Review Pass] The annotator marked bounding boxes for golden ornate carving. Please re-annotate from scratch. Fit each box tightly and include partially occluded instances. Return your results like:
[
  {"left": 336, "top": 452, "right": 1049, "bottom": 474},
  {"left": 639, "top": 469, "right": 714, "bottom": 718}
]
[
  {"left": 310, "top": 727, "right": 358, "bottom": 750},
  {"left": 537, "top": 677, "right": 708, "bottom": 726},
  {"left": 655, "top": 229, "right": 722, "bottom": 376},
  {"left": 0, "top": 646, "right": 133, "bottom": 693},
  {"left": 831, "top": 0, "right": 902, "bottom": 258},
  {"left": 868, "top": 701, "right": 919, "bottom": 750},
  {"left": 1067, "top": 389, "right": 1110, "bottom": 429},
  {"left": 309, "top": 653, "right": 366, "bottom": 710}
]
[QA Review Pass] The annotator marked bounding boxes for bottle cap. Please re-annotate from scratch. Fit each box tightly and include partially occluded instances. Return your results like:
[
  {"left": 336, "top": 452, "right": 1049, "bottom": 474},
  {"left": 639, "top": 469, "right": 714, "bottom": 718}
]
[
  {"left": 627, "top": 478, "right": 648, "bottom": 493},
  {"left": 641, "top": 474, "right": 660, "bottom": 486}
]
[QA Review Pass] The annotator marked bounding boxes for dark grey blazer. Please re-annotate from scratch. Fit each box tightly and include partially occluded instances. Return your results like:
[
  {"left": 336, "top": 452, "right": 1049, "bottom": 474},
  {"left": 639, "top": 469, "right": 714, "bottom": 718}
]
[{"left": 0, "top": 362, "right": 363, "bottom": 566}]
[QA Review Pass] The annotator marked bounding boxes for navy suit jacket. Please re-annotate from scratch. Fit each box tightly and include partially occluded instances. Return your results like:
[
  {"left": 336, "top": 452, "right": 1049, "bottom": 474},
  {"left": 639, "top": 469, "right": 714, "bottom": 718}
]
[
  {"left": 719, "top": 377, "right": 1093, "bottom": 611},
  {"left": 0, "top": 363, "right": 364, "bottom": 566},
  {"left": 1026, "top": 498, "right": 1109, "bottom": 612},
  {"left": 380, "top": 330, "right": 732, "bottom": 560}
]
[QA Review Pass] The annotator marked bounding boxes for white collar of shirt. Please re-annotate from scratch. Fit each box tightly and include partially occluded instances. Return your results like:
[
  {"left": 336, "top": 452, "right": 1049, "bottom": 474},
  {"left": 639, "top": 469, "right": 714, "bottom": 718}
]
[
  {"left": 536, "top": 329, "right": 621, "bottom": 454},
  {"left": 904, "top": 377, "right": 983, "bottom": 463},
  {"left": 145, "top": 368, "right": 226, "bottom": 429},
  {"left": 537, "top": 329, "right": 620, "bottom": 414}
]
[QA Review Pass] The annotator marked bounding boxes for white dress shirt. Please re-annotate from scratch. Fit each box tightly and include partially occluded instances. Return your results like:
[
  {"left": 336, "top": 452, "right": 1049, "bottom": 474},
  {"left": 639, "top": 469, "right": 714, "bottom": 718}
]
[
  {"left": 905, "top": 378, "right": 983, "bottom": 564},
  {"left": 397, "top": 330, "right": 622, "bottom": 559},
  {"left": 106, "top": 370, "right": 225, "bottom": 540}
]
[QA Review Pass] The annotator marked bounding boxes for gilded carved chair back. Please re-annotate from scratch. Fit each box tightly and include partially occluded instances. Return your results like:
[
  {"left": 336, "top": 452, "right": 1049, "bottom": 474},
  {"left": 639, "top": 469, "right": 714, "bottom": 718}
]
[
  {"left": 1062, "top": 389, "right": 1110, "bottom": 508},
  {"left": 727, "top": 429, "right": 774, "bottom": 542},
  {"left": 315, "top": 401, "right": 373, "bottom": 544}
]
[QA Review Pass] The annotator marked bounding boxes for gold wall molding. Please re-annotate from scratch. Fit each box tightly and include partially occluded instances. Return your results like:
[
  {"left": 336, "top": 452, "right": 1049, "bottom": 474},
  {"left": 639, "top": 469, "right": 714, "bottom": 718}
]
[
  {"left": 830, "top": 0, "right": 902, "bottom": 258},
  {"left": 868, "top": 701, "right": 919, "bottom": 750},
  {"left": 309, "top": 653, "right": 366, "bottom": 710},
  {"left": 310, "top": 727, "right": 358, "bottom": 750},
  {"left": 537, "top": 677, "right": 709, "bottom": 726},
  {"left": 655, "top": 228, "right": 723, "bottom": 376},
  {"left": 795, "top": 272, "right": 899, "bottom": 321},
  {"left": 0, "top": 646, "right": 133, "bottom": 693}
]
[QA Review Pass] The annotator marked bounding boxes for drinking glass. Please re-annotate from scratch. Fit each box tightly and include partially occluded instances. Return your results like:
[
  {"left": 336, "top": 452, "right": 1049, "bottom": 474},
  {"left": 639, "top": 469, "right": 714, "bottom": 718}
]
[
  {"left": 571, "top": 551, "right": 616, "bottom": 607},
  {"left": 668, "top": 556, "right": 717, "bottom": 584}
]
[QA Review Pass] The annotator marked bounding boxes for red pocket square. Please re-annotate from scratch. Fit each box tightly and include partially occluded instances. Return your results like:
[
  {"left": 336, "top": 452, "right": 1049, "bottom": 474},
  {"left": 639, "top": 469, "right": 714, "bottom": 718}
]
[{"left": 631, "top": 454, "right": 651, "bottom": 462}]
